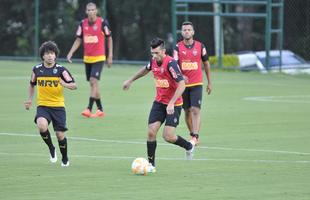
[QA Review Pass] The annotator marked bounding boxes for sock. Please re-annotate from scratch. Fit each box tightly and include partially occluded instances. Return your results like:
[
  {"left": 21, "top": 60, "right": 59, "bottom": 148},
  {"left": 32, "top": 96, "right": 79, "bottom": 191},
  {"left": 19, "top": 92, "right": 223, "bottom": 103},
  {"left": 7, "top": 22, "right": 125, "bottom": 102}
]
[
  {"left": 95, "top": 98, "right": 103, "bottom": 111},
  {"left": 40, "top": 130, "right": 55, "bottom": 152},
  {"left": 147, "top": 141, "right": 157, "bottom": 166},
  {"left": 190, "top": 132, "right": 199, "bottom": 139},
  {"left": 87, "top": 97, "right": 96, "bottom": 111},
  {"left": 174, "top": 135, "right": 192, "bottom": 150},
  {"left": 58, "top": 137, "right": 68, "bottom": 163}
]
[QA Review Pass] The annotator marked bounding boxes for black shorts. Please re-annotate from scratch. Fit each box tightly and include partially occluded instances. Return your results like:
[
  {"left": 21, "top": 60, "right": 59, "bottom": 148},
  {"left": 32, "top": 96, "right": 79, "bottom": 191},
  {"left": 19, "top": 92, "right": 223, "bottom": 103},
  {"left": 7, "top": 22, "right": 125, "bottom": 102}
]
[
  {"left": 148, "top": 101, "right": 182, "bottom": 127},
  {"left": 34, "top": 106, "right": 68, "bottom": 132},
  {"left": 85, "top": 61, "right": 104, "bottom": 81},
  {"left": 182, "top": 85, "right": 203, "bottom": 109}
]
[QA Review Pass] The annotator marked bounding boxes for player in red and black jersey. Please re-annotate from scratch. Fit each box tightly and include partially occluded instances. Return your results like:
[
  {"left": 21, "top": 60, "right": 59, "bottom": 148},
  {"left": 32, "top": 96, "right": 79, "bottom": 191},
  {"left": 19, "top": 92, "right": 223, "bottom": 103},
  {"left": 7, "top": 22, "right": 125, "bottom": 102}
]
[
  {"left": 123, "top": 38, "right": 195, "bottom": 173},
  {"left": 24, "top": 41, "right": 77, "bottom": 167},
  {"left": 67, "top": 2, "right": 113, "bottom": 118},
  {"left": 173, "top": 21, "right": 212, "bottom": 145}
]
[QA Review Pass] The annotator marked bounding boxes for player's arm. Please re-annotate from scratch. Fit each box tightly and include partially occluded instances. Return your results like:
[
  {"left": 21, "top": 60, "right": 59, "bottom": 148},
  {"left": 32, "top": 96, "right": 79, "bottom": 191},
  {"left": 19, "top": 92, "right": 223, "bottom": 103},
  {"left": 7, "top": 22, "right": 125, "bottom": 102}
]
[
  {"left": 103, "top": 19, "right": 113, "bottom": 68},
  {"left": 24, "top": 72, "right": 36, "bottom": 110},
  {"left": 67, "top": 24, "right": 83, "bottom": 63},
  {"left": 60, "top": 69, "right": 77, "bottom": 90},
  {"left": 202, "top": 45, "right": 212, "bottom": 94},
  {"left": 167, "top": 61, "right": 185, "bottom": 114},
  {"left": 123, "top": 64, "right": 150, "bottom": 91}
]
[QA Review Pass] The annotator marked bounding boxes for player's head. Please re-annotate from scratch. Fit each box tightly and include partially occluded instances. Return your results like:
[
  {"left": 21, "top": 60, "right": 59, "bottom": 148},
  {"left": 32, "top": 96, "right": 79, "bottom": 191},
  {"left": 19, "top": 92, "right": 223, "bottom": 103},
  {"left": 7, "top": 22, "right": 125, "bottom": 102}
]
[
  {"left": 181, "top": 21, "right": 195, "bottom": 40},
  {"left": 39, "top": 41, "right": 59, "bottom": 63},
  {"left": 86, "top": 2, "right": 98, "bottom": 21},
  {"left": 150, "top": 37, "right": 166, "bottom": 62}
]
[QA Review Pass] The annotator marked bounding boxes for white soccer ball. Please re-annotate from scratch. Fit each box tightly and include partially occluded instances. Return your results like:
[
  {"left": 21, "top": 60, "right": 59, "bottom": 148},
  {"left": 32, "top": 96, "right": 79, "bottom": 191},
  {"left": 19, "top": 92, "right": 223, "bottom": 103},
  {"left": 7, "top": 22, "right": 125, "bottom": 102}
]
[{"left": 131, "top": 157, "right": 149, "bottom": 175}]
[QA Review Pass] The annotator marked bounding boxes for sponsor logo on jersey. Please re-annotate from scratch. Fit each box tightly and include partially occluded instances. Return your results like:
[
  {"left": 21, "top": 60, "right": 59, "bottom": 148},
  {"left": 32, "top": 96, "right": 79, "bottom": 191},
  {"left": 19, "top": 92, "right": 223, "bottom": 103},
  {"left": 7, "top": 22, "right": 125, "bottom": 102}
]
[
  {"left": 37, "top": 80, "right": 60, "bottom": 87},
  {"left": 154, "top": 79, "right": 169, "bottom": 88},
  {"left": 84, "top": 35, "right": 99, "bottom": 43},
  {"left": 181, "top": 62, "right": 198, "bottom": 70}
]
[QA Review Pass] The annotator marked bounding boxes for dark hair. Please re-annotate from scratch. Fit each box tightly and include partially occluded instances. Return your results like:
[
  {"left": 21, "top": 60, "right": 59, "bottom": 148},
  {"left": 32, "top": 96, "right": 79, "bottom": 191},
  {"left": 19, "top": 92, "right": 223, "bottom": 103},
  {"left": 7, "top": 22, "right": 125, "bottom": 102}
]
[
  {"left": 150, "top": 37, "right": 165, "bottom": 49},
  {"left": 182, "top": 21, "right": 194, "bottom": 29},
  {"left": 39, "top": 41, "right": 59, "bottom": 60}
]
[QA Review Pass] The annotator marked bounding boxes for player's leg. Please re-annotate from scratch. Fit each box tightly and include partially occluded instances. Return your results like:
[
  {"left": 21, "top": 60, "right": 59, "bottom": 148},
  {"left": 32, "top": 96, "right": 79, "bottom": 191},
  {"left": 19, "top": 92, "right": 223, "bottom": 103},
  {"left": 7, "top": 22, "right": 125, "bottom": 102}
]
[
  {"left": 81, "top": 63, "right": 93, "bottom": 117},
  {"left": 89, "top": 61, "right": 104, "bottom": 117},
  {"left": 163, "top": 105, "right": 195, "bottom": 159},
  {"left": 182, "top": 87, "right": 194, "bottom": 134},
  {"left": 189, "top": 85, "right": 203, "bottom": 144},
  {"left": 52, "top": 107, "right": 69, "bottom": 166},
  {"left": 35, "top": 106, "right": 56, "bottom": 162},
  {"left": 147, "top": 101, "right": 165, "bottom": 168}
]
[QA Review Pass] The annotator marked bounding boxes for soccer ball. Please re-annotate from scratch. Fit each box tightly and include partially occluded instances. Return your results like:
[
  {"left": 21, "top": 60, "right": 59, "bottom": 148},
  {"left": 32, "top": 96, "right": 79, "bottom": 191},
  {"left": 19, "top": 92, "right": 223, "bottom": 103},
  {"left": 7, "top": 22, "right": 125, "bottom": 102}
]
[{"left": 131, "top": 157, "right": 149, "bottom": 175}]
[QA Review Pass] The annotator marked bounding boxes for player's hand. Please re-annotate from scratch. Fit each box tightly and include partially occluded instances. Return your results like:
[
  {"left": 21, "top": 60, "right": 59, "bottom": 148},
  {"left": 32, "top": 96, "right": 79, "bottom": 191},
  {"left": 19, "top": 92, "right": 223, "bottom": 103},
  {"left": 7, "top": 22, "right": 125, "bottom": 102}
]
[
  {"left": 166, "top": 103, "right": 175, "bottom": 115},
  {"left": 206, "top": 83, "right": 212, "bottom": 95},
  {"left": 66, "top": 53, "right": 73, "bottom": 63},
  {"left": 24, "top": 100, "right": 32, "bottom": 110},
  {"left": 107, "top": 56, "right": 113, "bottom": 68},
  {"left": 123, "top": 80, "right": 132, "bottom": 90},
  {"left": 183, "top": 75, "right": 189, "bottom": 84}
]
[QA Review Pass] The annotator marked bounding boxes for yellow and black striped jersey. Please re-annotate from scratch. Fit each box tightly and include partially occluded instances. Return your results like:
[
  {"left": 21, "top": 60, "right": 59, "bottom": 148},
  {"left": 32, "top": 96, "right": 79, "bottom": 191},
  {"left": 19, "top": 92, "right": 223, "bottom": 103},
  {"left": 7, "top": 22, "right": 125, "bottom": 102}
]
[{"left": 30, "top": 63, "right": 75, "bottom": 107}]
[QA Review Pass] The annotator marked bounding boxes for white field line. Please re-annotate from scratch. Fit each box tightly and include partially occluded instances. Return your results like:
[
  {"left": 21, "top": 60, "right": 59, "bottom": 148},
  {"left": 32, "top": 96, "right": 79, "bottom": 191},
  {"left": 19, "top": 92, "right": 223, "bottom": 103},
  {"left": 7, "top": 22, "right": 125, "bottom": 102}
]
[
  {"left": 0, "top": 152, "right": 309, "bottom": 164},
  {"left": 1, "top": 132, "right": 310, "bottom": 157},
  {"left": 243, "top": 95, "right": 310, "bottom": 103}
]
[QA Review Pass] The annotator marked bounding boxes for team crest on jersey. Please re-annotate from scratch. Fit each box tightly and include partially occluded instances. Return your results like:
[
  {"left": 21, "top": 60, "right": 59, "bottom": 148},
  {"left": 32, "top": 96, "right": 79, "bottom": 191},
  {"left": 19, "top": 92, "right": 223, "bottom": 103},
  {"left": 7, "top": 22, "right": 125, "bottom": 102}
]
[
  {"left": 160, "top": 67, "right": 165, "bottom": 74},
  {"left": 93, "top": 24, "right": 98, "bottom": 31},
  {"left": 53, "top": 68, "right": 58, "bottom": 74},
  {"left": 192, "top": 49, "right": 198, "bottom": 56}
]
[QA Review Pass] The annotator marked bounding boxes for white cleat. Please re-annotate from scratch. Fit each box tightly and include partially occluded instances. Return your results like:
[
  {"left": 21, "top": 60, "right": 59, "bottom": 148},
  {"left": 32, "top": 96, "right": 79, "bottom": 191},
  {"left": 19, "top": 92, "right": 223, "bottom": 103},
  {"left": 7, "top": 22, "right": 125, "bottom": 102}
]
[
  {"left": 185, "top": 140, "right": 195, "bottom": 160},
  {"left": 146, "top": 163, "right": 156, "bottom": 173},
  {"left": 49, "top": 148, "right": 57, "bottom": 163},
  {"left": 61, "top": 160, "right": 70, "bottom": 167}
]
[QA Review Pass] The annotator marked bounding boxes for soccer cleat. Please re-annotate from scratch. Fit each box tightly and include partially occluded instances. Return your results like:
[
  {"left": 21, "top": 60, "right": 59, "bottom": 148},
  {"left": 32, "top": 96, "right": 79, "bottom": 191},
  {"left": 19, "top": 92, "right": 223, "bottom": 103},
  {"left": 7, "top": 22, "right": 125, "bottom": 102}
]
[
  {"left": 81, "top": 108, "right": 92, "bottom": 118},
  {"left": 49, "top": 148, "right": 57, "bottom": 163},
  {"left": 185, "top": 140, "right": 195, "bottom": 160},
  {"left": 91, "top": 110, "right": 105, "bottom": 118},
  {"left": 146, "top": 163, "right": 156, "bottom": 173},
  {"left": 61, "top": 160, "right": 70, "bottom": 167}
]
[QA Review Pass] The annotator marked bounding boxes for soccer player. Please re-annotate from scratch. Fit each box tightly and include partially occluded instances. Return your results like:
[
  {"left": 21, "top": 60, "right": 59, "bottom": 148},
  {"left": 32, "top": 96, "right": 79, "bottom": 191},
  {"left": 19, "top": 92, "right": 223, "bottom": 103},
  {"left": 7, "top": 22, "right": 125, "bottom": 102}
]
[
  {"left": 123, "top": 37, "right": 195, "bottom": 173},
  {"left": 24, "top": 41, "right": 77, "bottom": 167},
  {"left": 67, "top": 2, "right": 113, "bottom": 118},
  {"left": 173, "top": 21, "right": 212, "bottom": 145}
]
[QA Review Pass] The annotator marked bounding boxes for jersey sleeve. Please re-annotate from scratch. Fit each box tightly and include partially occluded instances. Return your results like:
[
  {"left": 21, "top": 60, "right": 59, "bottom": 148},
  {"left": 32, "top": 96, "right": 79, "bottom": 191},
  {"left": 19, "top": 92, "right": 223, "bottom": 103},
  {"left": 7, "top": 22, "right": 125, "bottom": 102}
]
[
  {"left": 145, "top": 60, "right": 152, "bottom": 71},
  {"left": 76, "top": 21, "right": 83, "bottom": 38},
  {"left": 102, "top": 19, "right": 112, "bottom": 37},
  {"left": 173, "top": 44, "right": 179, "bottom": 61},
  {"left": 60, "top": 67, "right": 75, "bottom": 83},
  {"left": 201, "top": 43, "right": 209, "bottom": 61},
  {"left": 168, "top": 60, "right": 184, "bottom": 82},
  {"left": 30, "top": 68, "right": 37, "bottom": 86}
]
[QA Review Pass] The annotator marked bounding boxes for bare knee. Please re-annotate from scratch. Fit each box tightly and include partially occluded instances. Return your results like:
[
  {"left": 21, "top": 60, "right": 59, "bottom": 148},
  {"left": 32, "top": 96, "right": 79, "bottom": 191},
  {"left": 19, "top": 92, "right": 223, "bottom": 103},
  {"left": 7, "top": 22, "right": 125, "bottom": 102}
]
[
  {"left": 147, "top": 127, "right": 157, "bottom": 141},
  {"left": 36, "top": 117, "right": 48, "bottom": 132},
  {"left": 190, "top": 107, "right": 200, "bottom": 116},
  {"left": 56, "top": 131, "right": 65, "bottom": 141}
]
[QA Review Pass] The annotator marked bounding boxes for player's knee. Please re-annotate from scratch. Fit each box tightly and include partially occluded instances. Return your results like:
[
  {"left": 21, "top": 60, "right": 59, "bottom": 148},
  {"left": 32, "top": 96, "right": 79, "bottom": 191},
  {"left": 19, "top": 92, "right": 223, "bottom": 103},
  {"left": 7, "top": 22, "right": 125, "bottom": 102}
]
[
  {"left": 56, "top": 132, "right": 65, "bottom": 140},
  {"left": 36, "top": 118, "right": 48, "bottom": 132},
  {"left": 162, "top": 133, "right": 176, "bottom": 143},
  {"left": 147, "top": 128, "right": 157, "bottom": 140},
  {"left": 190, "top": 107, "right": 200, "bottom": 115}
]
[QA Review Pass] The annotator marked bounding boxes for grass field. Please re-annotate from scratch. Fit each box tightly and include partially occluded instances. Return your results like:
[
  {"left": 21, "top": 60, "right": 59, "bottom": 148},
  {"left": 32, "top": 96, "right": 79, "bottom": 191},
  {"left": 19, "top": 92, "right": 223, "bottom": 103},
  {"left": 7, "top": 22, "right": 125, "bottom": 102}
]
[{"left": 0, "top": 60, "right": 309, "bottom": 200}]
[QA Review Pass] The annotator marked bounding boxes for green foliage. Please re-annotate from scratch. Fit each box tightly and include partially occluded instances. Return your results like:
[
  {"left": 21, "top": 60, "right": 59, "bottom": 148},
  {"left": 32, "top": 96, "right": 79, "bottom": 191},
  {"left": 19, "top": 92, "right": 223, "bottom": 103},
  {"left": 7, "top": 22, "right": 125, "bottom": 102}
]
[{"left": 209, "top": 54, "right": 240, "bottom": 69}]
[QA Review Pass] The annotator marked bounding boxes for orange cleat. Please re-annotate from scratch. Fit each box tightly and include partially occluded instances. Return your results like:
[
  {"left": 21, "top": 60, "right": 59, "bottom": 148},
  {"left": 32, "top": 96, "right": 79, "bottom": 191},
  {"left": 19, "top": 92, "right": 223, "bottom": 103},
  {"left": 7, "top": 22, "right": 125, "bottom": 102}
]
[
  {"left": 81, "top": 108, "right": 92, "bottom": 118},
  {"left": 91, "top": 110, "right": 105, "bottom": 118}
]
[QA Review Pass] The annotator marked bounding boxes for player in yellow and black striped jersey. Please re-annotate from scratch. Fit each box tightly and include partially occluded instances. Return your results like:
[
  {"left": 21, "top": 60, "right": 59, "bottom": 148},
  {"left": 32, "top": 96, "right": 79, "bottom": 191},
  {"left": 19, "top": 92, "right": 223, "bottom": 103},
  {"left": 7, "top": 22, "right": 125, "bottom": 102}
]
[{"left": 24, "top": 41, "right": 77, "bottom": 167}]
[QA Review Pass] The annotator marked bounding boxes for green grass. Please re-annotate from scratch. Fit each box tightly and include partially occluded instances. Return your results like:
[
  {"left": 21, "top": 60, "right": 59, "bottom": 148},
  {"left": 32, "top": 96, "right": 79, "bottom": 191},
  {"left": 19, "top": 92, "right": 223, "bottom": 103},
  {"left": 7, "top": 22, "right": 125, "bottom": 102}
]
[{"left": 0, "top": 60, "right": 309, "bottom": 200}]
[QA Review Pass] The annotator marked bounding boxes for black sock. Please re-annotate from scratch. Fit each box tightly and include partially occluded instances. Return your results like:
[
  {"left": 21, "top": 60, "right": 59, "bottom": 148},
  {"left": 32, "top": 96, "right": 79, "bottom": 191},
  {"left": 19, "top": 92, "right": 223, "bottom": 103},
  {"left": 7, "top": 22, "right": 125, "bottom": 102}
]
[
  {"left": 40, "top": 130, "right": 54, "bottom": 151},
  {"left": 58, "top": 138, "right": 68, "bottom": 163},
  {"left": 190, "top": 132, "right": 199, "bottom": 139},
  {"left": 87, "top": 97, "right": 96, "bottom": 111},
  {"left": 174, "top": 135, "right": 192, "bottom": 150},
  {"left": 147, "top": 141, "right": 157, "bottom": 166},
  {"left": 95, "top": 98, "right": 103, "bottom": 111}
]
